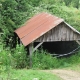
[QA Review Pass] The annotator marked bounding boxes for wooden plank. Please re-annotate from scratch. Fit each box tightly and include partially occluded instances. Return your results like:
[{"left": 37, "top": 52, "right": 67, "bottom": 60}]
[
  {"left": 46, "top": 29, "right": 53, "bottom": 42},
  {"left": 60, "top": 24, "right": 64, "bottom": 41},
  {"left": 70, "top": 30, "right": 74, "bottom": 41},
  {"left": 44, "top": 32, "right": 47, "bottom": 41},
  {"left": 58, "top": 24, "right": 61, "bottom": 41},
  {"left": 41, "top": 34, "right": 44, "bottom": 42},
  {"left": 52, "top": 27, "right": 55, "bottom": 41},
  {"left": 29, "top": 43, "right": 33, "bottom": 67},
  {"left": 32, "top": 42, "right": 43, "bottom": 52},
  {"left": 66, "top": 25, "right": 71, "bottom": 41},
  {"left": 74, "top": 32, "right": 80, "bottom": 41},
  {"left": 55, "top": 26, "right": 59, "bottom": 41},
  {"left": 58, "top": 24, "right": 63, "bottom": 41},
  {"left": 46, "top": 31, "right": 49, "bottom": 41},
  {"left": 47, "top": 29, "right": 51, "bottom": 41},
  {"left": 20, "top": 40, "right": 22, "bottom": 44},
  {"left": 62, "top": 24, "right": 67, "bottom": 41},
  {"left": 53, "top": 27, "right": 56, "bottom": 41},
  {"left": 77, "top": 34, "right": 80, "bottom": 40},
  {"left": 50, "top": 29, "right": 53, "bottom": 41},
  {"left": 73, "top": 33, "right": 77, "bottom": 40}
]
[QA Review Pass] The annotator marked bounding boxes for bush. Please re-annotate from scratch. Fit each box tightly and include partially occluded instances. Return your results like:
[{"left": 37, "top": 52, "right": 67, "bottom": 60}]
[
  {"left": 0, "top": 41, "right": 80, "bottom": 70},
  {"left": 12, "top": 44, "right": 28, "bottom": 69},
  {"left": 0, "top": 43, "right": 28, "bottom": 69},
  {"left": 32, "top": 48, "right": 80, "bottom": 69},
  {"left": 32, "top": 49, "right": 62, "bottom": 69},
  {"left": 0, "top": 43, "right": 8, "bottom": 65},
  {"left": 0, "top": 42, "right": 12, "bottom": 72},
  {"left": 0, "top": 0, "right": 34, "bottom": 48}
]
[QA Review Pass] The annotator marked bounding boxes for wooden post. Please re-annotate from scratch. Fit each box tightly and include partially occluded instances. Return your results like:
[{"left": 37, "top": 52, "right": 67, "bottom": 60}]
[
  {"left": 28, "top": 42, "right": 43, "bottom": 68},
  {"left": 29, "top": 43, "right": 33, "bottom": 68}
]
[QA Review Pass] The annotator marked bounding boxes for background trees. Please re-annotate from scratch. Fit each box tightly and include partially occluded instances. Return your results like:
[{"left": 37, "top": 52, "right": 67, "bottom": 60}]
[
  {"left": 0, "top": 0, "right": 32, "bottom": 47},
  {"left": 0, "top": 0, "right": 80, "bottom": 47}
]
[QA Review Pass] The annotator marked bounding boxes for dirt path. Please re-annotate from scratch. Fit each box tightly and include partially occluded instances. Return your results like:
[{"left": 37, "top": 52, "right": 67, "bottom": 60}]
[{"left": 43, "top": 69, "right": 80, "bottom": 80}]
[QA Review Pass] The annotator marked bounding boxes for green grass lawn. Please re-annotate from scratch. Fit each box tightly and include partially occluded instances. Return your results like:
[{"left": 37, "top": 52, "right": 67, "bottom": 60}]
[{"left": 0, "top": 69, "right": 62, "bottom": 80}]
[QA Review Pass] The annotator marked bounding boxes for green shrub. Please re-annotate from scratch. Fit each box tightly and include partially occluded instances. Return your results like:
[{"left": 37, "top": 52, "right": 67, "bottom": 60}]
[
  {"left": 32, "top": 48, "right": 80, "bottom": 69},
  {"left": 0, "top": 43, "right": 29, "bottom": 70},
  {"left": 0, "top": 42, "right": 12, "bottom": 72},
  {"left": 12, "top": 44, "right": 28, "bottom": 69},
  {"left": 69, "top": 51, "right": 80, "bottom": 64},
  {"left": 0, "top": 49, "right": 11, "bottom": 66},
  {"left": 32, "top": 49, "right": 61, "bottom": 69}
]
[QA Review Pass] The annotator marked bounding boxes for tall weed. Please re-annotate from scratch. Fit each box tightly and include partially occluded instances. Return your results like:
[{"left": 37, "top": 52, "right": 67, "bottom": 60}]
[
  {"left": 32, "top": 49, "right": 80, "bottom": 69},
  {"left": 0, "top": 43, "right": 12, "bottom": 72},
  {"left": 32, "top": 49, "right": 61, "bottom": 69},
  {"left": 12, "top": 44, "right": 28, "bottom": 68}
]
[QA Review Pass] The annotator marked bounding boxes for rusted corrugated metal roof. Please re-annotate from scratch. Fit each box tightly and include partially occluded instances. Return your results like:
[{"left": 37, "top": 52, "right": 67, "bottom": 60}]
[{"left": 15, "top": 12, "right": 64, "bottom": 46}]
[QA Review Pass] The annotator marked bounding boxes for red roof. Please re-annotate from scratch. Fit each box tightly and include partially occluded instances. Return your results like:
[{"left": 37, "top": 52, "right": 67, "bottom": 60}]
[{"left": 15, "top": 12, "right": 64, "bottom": 46}]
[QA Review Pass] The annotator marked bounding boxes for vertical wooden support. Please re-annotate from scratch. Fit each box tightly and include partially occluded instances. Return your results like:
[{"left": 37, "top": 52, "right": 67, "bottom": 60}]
[
  {"left": 20, "top": 40, "right": 22, "bottom": 45},
  {"left": 29, "top": 43, "right": 33, "bottom": 68},
  {"left": 28, "top": 42, "right": 43, "bottom": 68}
]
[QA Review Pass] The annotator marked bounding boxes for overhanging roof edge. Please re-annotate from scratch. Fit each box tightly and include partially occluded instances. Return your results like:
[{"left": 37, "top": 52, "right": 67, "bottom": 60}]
[{"left": 64, "top": 21, "right": 80, "bottom": 35}]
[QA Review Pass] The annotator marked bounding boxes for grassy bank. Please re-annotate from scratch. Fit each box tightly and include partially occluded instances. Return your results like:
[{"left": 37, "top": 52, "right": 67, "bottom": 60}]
[
  {"left": 0, "top": 69, "right": 62, "bottom": 80},
  {"left": 63, "top": 63, "right": 80, "bottom": 72}
]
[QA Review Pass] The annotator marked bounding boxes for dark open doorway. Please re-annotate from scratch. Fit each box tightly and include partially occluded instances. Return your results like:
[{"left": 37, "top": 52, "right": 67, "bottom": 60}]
[{"left": 34, "top": 41, "right": 78, "bottom": 54}]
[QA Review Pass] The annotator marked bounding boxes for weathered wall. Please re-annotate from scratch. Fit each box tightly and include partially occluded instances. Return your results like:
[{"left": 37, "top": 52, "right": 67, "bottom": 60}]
[{"left": 35, "top": 22, "right": 80, "bottom": 42}]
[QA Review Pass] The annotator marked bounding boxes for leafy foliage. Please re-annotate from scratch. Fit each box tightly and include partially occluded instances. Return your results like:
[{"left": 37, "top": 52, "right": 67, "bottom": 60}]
[
  {"left": 0, "top": 42, "right": 10, "bottom": 65},
  {"left": 32, "top": 50, "right": 56, "bottom": 69},
  {"left": 0, "top": 0, "right": 80, "bottom": 70},
  {"left": 12, "top": 44, "right": 28, "bottom": 68},
  {"left": 0, "top": 0, "right": 33, "bottom": 47},
  {"left": 0, "top": 43, "right": 28, "bottom": 69},
  {"left": 32, "top": 49, "right": 80, "bottom": 69}
]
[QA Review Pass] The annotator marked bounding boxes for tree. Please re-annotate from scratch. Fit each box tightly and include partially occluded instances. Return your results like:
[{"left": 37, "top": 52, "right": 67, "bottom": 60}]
[
  {"left": 64, "top": 0, "right": 72, "bottom": 6},
  {"left": 0, "top": 0, "right": 31, "bottom": 47},
  {"left": 75, "top": 0, "right": 79, "bottom": 9},
  {"left": 71, "top": 0, "right": 80, "bottom": 9}
]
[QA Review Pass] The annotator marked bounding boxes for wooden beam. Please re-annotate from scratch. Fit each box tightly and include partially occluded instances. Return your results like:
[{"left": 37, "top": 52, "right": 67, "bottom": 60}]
[
  {"left": 76, "top": 40, "right": 80, "bottom": 45},
  {"left": 29, "top": 43, "right": 33, "bottom": 68},
  {"left": 28, "top": 42, "right": 43, "bottom": 67},
  {"left": 20, "top": 40, "right": 22, "bottom": 44},
  {"left": 32, "top": 42, "right": 43, "bottom": 53}
]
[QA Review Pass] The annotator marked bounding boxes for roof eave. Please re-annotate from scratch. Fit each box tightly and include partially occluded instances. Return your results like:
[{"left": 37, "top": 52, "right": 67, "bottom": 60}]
[{"left": 64, "top": 21, "right": 80, "bottom": 35}]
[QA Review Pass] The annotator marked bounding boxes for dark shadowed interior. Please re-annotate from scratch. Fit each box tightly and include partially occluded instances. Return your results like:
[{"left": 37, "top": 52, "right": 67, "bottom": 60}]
[{"left": 34, "top": 41, "right": 78, "bottom": 54}]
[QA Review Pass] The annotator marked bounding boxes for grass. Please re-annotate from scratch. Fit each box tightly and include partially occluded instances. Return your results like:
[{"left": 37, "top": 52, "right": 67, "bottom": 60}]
[
  {"left": 0, "top": 68, "right": 62, "bottom": 80},
  {"left": 62, "top": 63, "right": 80, "bottom": 72}
]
